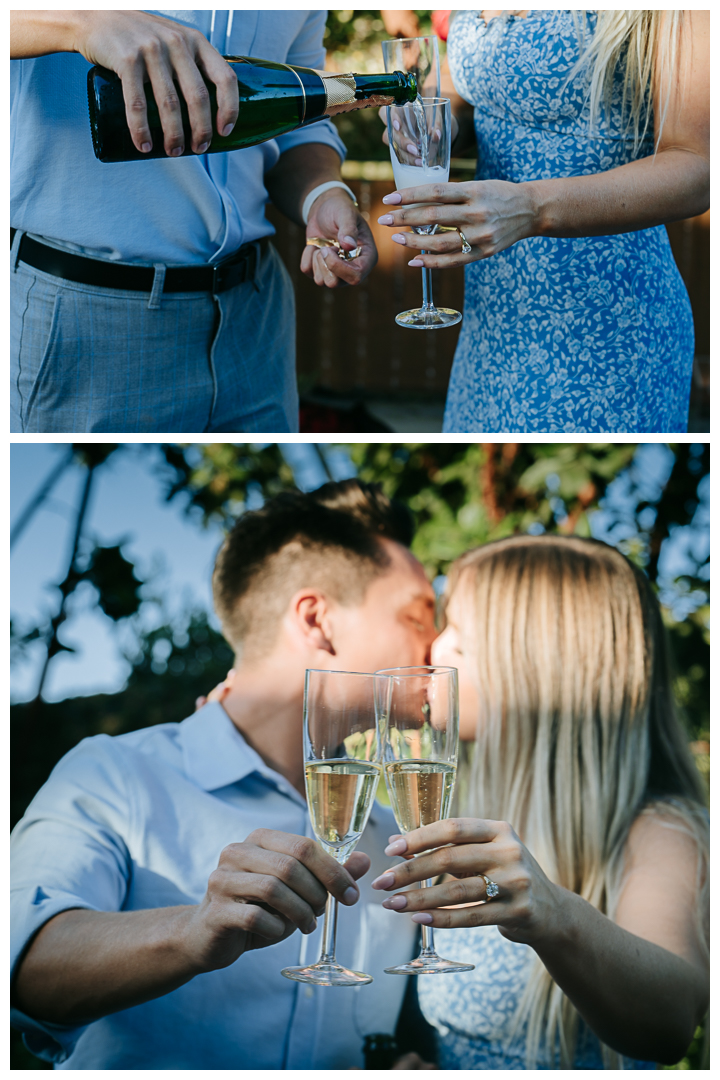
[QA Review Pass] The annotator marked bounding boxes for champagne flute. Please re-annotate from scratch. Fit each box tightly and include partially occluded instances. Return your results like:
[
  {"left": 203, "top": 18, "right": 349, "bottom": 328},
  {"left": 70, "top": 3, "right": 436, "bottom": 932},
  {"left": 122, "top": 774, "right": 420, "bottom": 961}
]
[
  {"left": 381, "top": 35, "right": 441, "bottom": 99},
  {"left": 386, "top": 98, "right": 463, "bottom": 329},
  {"left": 375, "top": 665, "right": 475, "bottom": 975},
  {"left": 281, "top": 669, "right": 382, "bottom": 986}
]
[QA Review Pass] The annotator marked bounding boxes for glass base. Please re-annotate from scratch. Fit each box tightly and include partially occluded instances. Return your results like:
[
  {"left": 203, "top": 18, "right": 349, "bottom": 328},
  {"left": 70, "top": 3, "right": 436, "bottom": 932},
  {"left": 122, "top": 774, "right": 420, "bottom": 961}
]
[
  {"left": 281, "top": 960, "right": 373, "bottom": 986},
  {"left": 385, "top": 955, "right": 475, "bottom": 976},
  {"left": 395, "top": 306, "right": 463, "bottom": 330}
]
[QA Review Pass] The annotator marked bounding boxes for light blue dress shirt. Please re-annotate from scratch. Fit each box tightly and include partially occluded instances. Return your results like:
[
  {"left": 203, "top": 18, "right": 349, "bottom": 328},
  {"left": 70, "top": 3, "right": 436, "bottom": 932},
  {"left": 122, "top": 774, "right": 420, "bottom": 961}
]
[
  {"left": 10, "top": 10, "right": 347, "bottom": 266},
  {"left": 10, "top": 703, "right": 416, "bottom": 1069}
]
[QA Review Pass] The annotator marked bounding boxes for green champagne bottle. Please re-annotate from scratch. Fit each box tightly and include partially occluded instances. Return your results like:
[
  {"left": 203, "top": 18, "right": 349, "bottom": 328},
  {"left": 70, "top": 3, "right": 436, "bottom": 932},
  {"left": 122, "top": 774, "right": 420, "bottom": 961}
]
[{"left": 87, "top": 57, "right": 417, "bottom": 163}]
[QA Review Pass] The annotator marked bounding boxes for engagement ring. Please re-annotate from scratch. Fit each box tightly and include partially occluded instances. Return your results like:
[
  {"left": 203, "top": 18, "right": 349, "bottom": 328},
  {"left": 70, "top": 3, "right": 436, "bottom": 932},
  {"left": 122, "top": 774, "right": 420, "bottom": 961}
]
[
  {"left": 306, "top": 237, "right": 362, "bottom": 261},
  {"left": 456, "top": 228, "right": 472, "bottom": 254},
  {"left": 482, "top": 874, "right": 500, "bottom": 900}
]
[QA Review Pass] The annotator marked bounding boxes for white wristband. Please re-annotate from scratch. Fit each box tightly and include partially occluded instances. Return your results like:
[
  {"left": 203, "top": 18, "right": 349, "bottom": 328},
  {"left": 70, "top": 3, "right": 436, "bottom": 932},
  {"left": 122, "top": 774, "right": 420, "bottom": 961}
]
[{"left": 301, "top": 181, "right": 358, "bottom": 225}]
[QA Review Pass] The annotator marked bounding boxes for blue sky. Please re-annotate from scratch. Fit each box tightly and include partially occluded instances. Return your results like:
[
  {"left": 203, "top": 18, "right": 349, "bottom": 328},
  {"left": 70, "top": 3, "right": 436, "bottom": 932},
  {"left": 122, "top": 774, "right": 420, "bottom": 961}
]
[{"left": 11, "top": 442, "right": 708, "bottom": 703}]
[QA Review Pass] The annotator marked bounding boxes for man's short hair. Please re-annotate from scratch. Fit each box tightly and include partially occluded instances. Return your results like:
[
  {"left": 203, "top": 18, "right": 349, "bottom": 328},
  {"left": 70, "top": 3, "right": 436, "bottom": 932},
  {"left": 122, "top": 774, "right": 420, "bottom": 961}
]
[{"left": 212, "top": 479, "right": 414, "bottom": 659}]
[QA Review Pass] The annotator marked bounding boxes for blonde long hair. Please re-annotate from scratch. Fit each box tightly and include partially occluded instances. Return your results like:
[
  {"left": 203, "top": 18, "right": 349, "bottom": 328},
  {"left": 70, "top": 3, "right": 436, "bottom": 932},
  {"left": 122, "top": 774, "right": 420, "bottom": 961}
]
[
  {"left": 571, "top": 10, "right": 684, "bottom": 152},
  {"left": 448, "top": 535, "right": 708, "bottom": 1069}
]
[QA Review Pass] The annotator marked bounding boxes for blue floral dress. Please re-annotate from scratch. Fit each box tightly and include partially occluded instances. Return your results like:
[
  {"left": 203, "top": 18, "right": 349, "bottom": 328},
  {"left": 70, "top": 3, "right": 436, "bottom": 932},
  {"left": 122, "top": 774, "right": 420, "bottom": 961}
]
[
  {"left": 443, "top": 10, "right": 694, "bottom": 434},
  {"left": 417, "top": 924, "right": 656, "bottom": 1069}
]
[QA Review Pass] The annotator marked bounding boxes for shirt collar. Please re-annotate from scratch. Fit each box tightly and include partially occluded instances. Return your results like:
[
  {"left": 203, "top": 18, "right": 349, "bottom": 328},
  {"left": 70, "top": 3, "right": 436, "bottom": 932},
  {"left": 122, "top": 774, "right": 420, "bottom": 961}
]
[
  {"left": 180, "top": 701, "right": 297, "bottom": 797},
  {"left": 179, "top": 701, "right": 384, "bottom": 822}
]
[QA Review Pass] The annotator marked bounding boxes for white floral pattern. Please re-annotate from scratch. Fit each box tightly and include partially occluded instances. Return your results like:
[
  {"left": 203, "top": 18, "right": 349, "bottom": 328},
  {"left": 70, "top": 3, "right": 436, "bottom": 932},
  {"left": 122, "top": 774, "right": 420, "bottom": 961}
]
[
  {"left": 417, "top": 924, "right": 657, "bottom": 1069},
  {"left": 443, "top": 10, "right": 694, "bottom": 434}
]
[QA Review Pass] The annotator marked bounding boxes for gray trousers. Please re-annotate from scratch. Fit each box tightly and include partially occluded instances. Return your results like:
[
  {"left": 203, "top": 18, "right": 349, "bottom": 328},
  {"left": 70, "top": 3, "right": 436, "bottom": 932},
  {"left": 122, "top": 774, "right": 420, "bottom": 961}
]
[{"left": 10, "top": 233, "right": 298, "bottom": 434}]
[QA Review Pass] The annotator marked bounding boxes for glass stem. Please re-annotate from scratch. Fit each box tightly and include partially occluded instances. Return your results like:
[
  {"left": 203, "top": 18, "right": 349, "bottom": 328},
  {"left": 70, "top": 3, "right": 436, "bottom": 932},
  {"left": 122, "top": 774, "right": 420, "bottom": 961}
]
[
  {"left": 319, "top": 893, "right": 338, "bottom": 964},
  {"left": 419, "top": 878, "right": 437, "bottom": 956},
  {"left": 420, "top": 258, "right": 434, "bottom": 311}
]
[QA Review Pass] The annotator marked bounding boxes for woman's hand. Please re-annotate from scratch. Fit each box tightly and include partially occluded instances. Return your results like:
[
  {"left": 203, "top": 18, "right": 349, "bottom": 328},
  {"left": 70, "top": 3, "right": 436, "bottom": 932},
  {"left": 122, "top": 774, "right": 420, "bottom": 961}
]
[
  {"left": 380, "top": 105, "right": 459, "bottom": 151},
  {"left": 371, "top": 817, "right": 565, "bottom": 946},
  {"left": 195, "top": 668, "right": 235, "bottom": 711},
  {"left": 377, "top": 181, "right": 538, "bottom": 268}
]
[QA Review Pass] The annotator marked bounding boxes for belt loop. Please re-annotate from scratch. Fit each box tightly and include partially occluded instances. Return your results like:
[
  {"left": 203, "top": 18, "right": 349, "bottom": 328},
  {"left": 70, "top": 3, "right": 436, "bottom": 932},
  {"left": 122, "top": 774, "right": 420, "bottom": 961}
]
[
  {"left": 11, "top": 228, "right": 24, "bottom": 272},
  {"left": 148, "top": 264, "right": 166, "bottom": 310}
]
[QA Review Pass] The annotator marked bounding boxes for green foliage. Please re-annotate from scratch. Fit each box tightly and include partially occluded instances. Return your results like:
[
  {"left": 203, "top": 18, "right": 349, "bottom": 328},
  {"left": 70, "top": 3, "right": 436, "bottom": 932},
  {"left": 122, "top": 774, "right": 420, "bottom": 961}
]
[
  {"left": 159, "top": 442, "right": 295, "bottom": 527},
  {"left": 323, "top": 11, "right": 434, "bottom": 63},
  {"left": 349, "top": 442, "right": 637, "bottom": 577}
]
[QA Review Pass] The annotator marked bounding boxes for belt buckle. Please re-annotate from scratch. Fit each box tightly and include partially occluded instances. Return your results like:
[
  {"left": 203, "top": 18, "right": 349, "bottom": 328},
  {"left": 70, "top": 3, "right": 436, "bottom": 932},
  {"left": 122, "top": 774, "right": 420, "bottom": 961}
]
[{"left": 212, "top": 244, "right": 256, "bottom": 294}]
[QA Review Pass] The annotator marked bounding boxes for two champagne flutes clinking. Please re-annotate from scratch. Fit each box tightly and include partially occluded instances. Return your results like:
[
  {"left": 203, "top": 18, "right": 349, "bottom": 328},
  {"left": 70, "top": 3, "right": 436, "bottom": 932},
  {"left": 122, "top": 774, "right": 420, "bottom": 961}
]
[{"left": 281, "top": 666, "right": 474, "bottom": 986}]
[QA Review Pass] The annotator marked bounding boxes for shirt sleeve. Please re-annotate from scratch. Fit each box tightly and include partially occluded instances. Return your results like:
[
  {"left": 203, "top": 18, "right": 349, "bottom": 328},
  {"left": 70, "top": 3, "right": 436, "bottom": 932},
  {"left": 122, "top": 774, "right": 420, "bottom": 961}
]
[
  {"left": 10, "top": 736, "right": 133, "bottom": 1062},
  {"left": 274, "top": 10, "right": 347, "bottom": 162}
]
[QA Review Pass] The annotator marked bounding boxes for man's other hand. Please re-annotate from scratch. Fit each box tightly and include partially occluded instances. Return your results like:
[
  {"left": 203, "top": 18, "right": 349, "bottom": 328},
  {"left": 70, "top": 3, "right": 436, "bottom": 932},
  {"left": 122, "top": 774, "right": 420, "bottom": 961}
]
[
  {"left": 73, "top": 11, "right": 239, "bottom": 156},
  {"left": 181, "top": 830, "right": 371, "bottom": 971},
  {"left": 302, "top": 190, "right": 378, "bottom": 288}
]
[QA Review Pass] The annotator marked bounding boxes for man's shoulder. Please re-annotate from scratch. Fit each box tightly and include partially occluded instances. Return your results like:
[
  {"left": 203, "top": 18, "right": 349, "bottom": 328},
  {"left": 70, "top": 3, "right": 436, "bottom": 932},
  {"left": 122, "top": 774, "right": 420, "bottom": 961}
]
[{"left": 54, "top": 720, "right": 187, "bottom": 783}]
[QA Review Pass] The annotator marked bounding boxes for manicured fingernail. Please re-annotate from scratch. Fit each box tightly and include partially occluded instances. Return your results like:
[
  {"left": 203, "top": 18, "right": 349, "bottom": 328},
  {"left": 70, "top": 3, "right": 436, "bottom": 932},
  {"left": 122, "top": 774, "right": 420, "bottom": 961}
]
[
  {"left": 414, "top": 158, "right": 423, "bottom": 167},
  {"left": 222, "top": 123, "right": 234, "bottom": 137},
  {"left": 371, "top": 872, "right": 395, "bottom": 890},
  {"left": 377, "top": 214, "right": 394, "bottom": 225},
  {"left": 382, "top": 895, "right": 408, "bottom": 911},
  {"left": 412, "top": 912, "right": 434, "bottom": 925},
  {"left": 196, "top": 142, "right": 209, "bottom": 154},
  {"left": 384, "top": 838, "right": 407, "bottom": 856},
  {"left": 407, "top": 142, "right": 419, "bottom": 155},
  {"left": 391, "top": 233, "right": 406, "bottom": 245},
  {"left": 170, "top": 147, "right": 184, "bottom": 157},
  {"left": 383, "top": 192, "right": 402, "bottom": 204},
  {"left": 388, "top": 834, "right": 402, "bottom": 843},
  {"left": 141, "top": 142, "right": 152, "bottom": 153},
  {"left": 408, "top": 259, "right": 423, "bottom": 267},
  {"left": 393, "top": 119, "right": 401, "bottom": 130},
  {"left": 343, "top": 235, "right": 356, "bottom": 246},
  {"left": 343, "top": 884, "right": 360, "bottom": 905}
]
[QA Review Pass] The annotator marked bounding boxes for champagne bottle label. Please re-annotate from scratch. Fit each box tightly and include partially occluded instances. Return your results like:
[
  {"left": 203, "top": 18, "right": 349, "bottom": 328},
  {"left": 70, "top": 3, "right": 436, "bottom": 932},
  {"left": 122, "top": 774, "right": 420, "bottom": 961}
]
[{"left": 321, "top": 73, "right": 357, "bottom": 108}]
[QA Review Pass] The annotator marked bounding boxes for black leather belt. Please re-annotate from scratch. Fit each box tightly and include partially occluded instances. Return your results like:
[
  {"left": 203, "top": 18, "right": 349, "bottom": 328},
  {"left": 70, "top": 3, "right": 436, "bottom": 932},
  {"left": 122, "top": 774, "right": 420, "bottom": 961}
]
[{"left": 10, "top": 228, "right": 268, "bottom": 294}]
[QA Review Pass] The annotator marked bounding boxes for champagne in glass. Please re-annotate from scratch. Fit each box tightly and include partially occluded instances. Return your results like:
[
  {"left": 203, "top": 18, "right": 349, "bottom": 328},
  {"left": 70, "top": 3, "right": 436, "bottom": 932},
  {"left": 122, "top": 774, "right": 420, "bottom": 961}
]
[
  {"left": 281, "top": 669, "right": 381, "bottom": 986},
  {"left": 375, "top": 665, "right": 475, "bottom": 975},
  {"left": 386, "top": 99, "right": 463, "bottom": 330}
]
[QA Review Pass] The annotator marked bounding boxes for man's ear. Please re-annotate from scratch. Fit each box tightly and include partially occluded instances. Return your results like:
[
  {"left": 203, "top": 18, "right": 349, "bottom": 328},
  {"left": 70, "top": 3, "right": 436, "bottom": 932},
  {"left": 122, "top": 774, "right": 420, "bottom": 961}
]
[{"left": 289, "top": 589, "right": 336, "bottom": 655}]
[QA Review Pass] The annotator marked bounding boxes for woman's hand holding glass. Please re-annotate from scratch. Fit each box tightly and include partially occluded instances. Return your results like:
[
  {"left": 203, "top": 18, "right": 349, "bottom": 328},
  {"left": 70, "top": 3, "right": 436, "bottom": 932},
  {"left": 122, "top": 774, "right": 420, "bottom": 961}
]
[
  {"left": 379, "top": 178, "right": 539, "bottom": 269},
  {"left": 375, "top": 666, "right": 474, "bottom": 974},
  {"left": 372, "top": 817, "right": 564, "bottom": 946}
]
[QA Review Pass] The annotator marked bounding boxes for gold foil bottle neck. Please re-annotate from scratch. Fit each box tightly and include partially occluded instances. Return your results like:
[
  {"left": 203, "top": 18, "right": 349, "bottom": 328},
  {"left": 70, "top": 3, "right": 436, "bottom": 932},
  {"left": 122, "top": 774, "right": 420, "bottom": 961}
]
[{"left": 321, "top": 73, "right": 357, "bottom": 108}]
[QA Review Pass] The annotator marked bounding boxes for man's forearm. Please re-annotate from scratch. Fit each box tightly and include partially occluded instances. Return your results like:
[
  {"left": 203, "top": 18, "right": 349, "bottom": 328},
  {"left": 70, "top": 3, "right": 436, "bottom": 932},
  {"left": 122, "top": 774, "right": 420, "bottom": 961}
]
[
  {"left": 534, "top": 888, "right": 708, "bottom": 1064},
  {"left": 10, "top": 10, "right": 82, "bottom": 58},
  {"left": 13, "top": 906, "right": 201, "bottom": 1025},
  {"left": 264, "top": 144, "right": 345, "bottom": 228}
]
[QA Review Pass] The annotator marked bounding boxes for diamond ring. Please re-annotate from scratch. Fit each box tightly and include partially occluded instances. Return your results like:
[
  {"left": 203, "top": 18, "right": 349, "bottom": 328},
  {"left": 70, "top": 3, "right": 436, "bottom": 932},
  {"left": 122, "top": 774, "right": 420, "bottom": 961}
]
[
  {"left": 457, "top": 228, "right": 472, "bottom": 254},
  {"left": 482, "top": 874, "right": 500, "bottom": 900}
]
